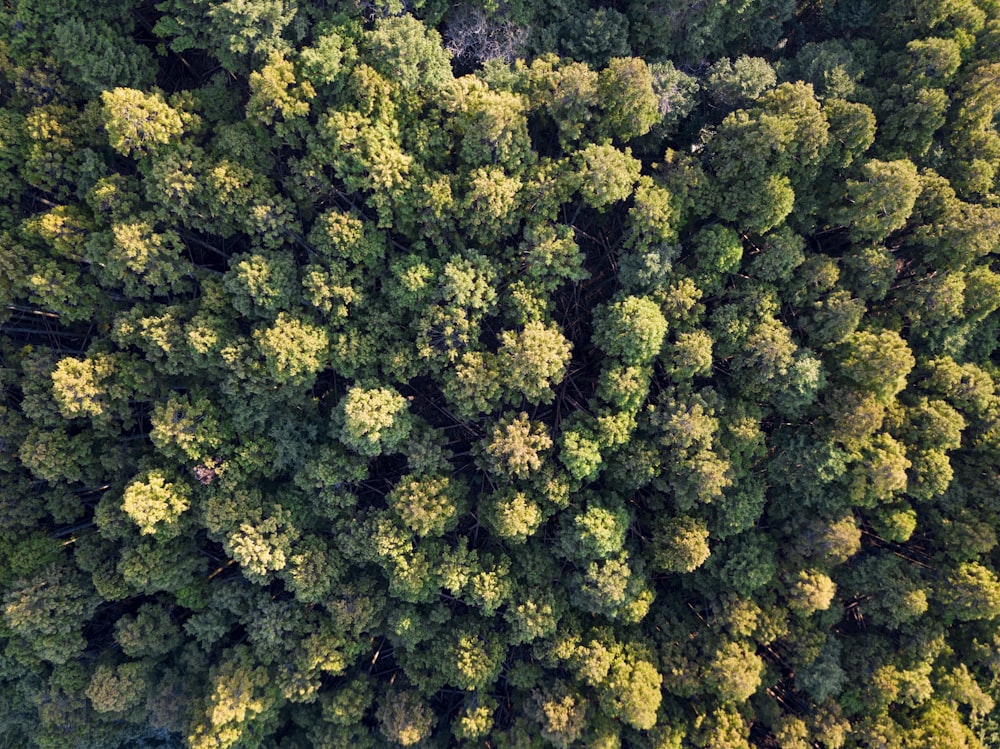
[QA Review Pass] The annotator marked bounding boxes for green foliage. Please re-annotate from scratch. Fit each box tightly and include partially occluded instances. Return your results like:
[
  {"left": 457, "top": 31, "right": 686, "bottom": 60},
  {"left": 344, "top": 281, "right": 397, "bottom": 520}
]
[
  {"left": 150, "top": 392, "right": 229, "bottom": 464},
  {"left": 52, "top": 17, "right": 157, "bottom": 97},
  {"left": 366, "top": 15, "right": 453, "bottom": 93},
  {"left": 484, "top": 489, "right": 544, "bottom": 543},
  {"left": 498, "top": 320, "right": 572, "bottom": 404},
  {"left": 3, "top": 3, "right": 1000, "bottom": 747},
  {"left": 595, "top": 57, "right": 661, "bottom": 142},
  {"left": 704, "top": 640, "right": 764, "bottom": 703},
  {"left": 3, "top": 565, "right": 99, "bottom": 665},
  {"left": 388, "top": 473, "right": 466, "bottom": 537},
  {"left": 86, "top": 661, "right": 149, "bottom": 715},
  {"left": 154, "top": 0, "right": 298, "bottom": 74},
  {"left": 253, "top": 313, "right": 329, "bottom": 385},
  {"left": 121, "top": 469, "right": 191, "bottom": 537},
  {"left": 481, "top": 412, "right": 553, "bottom": 480},
  {"left": 834, "top": 159, "right": 922, "bottom": 243},
  {"left": 628, "top": 0, "right": 794, "bottom": 62},
  {"left": 187, "top": 645, "right": 277, "bottom": 749},
  {"left": 553, "top": 8, "right": 631, "bottom": 69},
  {"left": 101, "top": 88, "right": 186, "bottom": 158},
  {"left": 651, "top": 516, "right": 711, "bottom": 573},
  {"left": 113, "top": 603, "right": 184, "bottom": 658},
  {"left": 338, "top": 386, "right": 413, "bottom": 457},
  {"left": 706, "top": 56, "right": 777, "bottom": 108},
  {"left": 50, "top": 354, "right": 117, "bottom": 420},
  {"left": 225, "top": 251, "right": 297, "bottom": 319},
  {"left": 532, "top": 682, "right": 589, "bottom": 747},
  {"left": 593, "top": 295, "right": 669, "bottom": 365},
  {"left": 787, "top": 568, "right": 837, "bottom": 614},
  {"left": 247, "top": 51, "right": 314, "bottom": 130},
  {"left": 691, "top": 225, "right": 743, "bottom": 293},
  {"left": 836, "top": 329, "right": 916, "bottom": 404},
  {"left": 602, "top": 655, "right": 662, "bottom": 729},
  {"left": 938, "top": 562, "right": 1000, "bottom": 622},
  {"left": 376, "top": 688, "right": 436, "bottom": 745},
  {"left": 558, "top": 500, "right": 630, "bottom": 562},
  {"left": 575, "top": 143, "right": 641, "bottom": 209}
]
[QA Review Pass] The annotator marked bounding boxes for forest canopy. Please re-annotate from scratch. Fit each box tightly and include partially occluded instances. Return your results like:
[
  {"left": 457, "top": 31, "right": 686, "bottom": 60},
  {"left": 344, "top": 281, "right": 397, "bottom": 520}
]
[{"left": 1, "top": 0, "right": 1000, "bottom": 748}]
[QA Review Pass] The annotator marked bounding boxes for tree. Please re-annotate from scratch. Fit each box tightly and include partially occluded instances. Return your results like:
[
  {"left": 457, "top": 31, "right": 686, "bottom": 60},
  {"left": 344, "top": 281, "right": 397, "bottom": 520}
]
[
  {"left": 709, "top": 82, "right": 828, "bottom": 232},
  {"left": 121, "top": 469, "right": 191, "bottom": 537},
  {"left": 689, "top": 705, "right": 752, "bottom": 749},
  {"left": 593, "top": 295, "right": 669, "bottom": 365},
  {"left": 705, "top": 56, "right": 777, "bottom": 108},
  {"left": 787, "top": 568, "right": 838, "bottom": 614},
  {"left": 154, "top": 0, "right": 298, "bottom": 74},
  {"left": 366, "top": 15, "right": 453, "bottom": 94},
  {"left": 498, "top": 320, "right": 573, "bottom": 405},
  {"left": 594, "top": 57, "right": 661, "bottom": 142},
  {"left": 246, "top": 50, "right": 314, "bottom": 132},
  {"left": 558, "top": 500, "right": 630, "bottom": 563},
  {"left": 937, "top": 562, "right": 1000, "bottom": 622},
  {"left": 224, "top": 251, "right": 298, "bottom": 319},
  {"left": 832, "top": 159, "right": 921, "bottom": 244},
  {"left": 337, "top": 386, "right": 413, "bottom": 457},
  {"left": 572, "top": 551, "right": 654, "bottom": 622},
  {"left": 533, "top": 682, "right": 589, "bottom": 748},
  {"left": 823, "top": 98, "right": 877, "bottom": 168},
  {"left": 481, "top": 413, "right": 553, "bottom": 480},
  {"left": 517, "top": 222, "right": 589, "bottom": 291},
  {"left": 113, "top": 602, "right": 184, "bottom": 658},
  {"left": 253, "top": 313, "right": 329, "bottom": 385},
  {"left": 703, "top": 640, "right": 764, "bottom": 703},
  {"left": 705, "top": 533, "right": 777, "bottom": 597},
  {"left": 484, "top": 488, "right": 545, "bottom": 543},
  {"left": 149, "top": 392, "right": 230, "bottom": 465},
  {"left": 187, "top": 646, "right": 278, "bottom": 749},
  {"left": 50, "top": 354, "right": 119, "bottom": 421},
  {"left": 602, "top": 654, "right": 662, "bottom": 729},
  {"left": 845, "top": 432, "right": 911, "bottom": 507},
  {"left": 453, "top": 696, "right": 497, "bottom": 741},
  {"left": 442, "top": 628, "right": 505, "bottom": 691},
  {"left": 691, "top": 225, "right": 743, "bottom": 293},
  {"left": 844, "top": 554, "right": 929, "bottom": 630},
  {"left": 86, "top": 661, "right": 149, "bottom": 715},
  {"left": 523, "top": 54, "right": 600, "bottom": 150},
  {"left": 388, "top": 473, "right": 466, "bottom": 537},
  {"left": 835, "top": 330, "right": 916, "bottom": 404},
  {"left": 651, "top": 516, "right": 711, "bottom": 573},
  {"left": 575, "top": 143, "right": 642, "bottom": 209},
  {"left": 101, "top": 88, "right": 187, "bottom": 158},
  {"left": 554, "top": 8, "right": 631, "bottom": 69},
  {"left": 628, "top": 0, "right": 794, "bottom": 62},
  {"left": 3, "top": 564, "right": 100, "bottom": 665},
  {"left": 445, "top": 76, "right": 533, "bottom": 174}
]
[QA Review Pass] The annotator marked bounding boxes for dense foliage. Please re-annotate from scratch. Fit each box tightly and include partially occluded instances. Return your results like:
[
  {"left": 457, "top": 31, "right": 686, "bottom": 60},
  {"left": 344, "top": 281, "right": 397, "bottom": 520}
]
[{"left": 1, "top": 0, "right": 1000, "bottom": 747}]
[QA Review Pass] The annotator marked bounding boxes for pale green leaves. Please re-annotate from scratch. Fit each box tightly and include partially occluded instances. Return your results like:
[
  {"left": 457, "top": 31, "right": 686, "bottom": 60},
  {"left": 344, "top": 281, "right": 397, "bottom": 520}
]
[
  {"left": 253, "top": 313, "right": 329, "bottom": 385},
  {"left": 652, "top": 516, "right": 711, "bottom": 573},
  {"left": 101, "top": 88, "right": 186, "bottom": 157},
  {"left": 575, "top": 143, "right": 641, "bottom": 209},
  {"left": 122, "top": 469, "right": 191, "bottom": 537},
  {"left": 498, "top": 320, "right": 572, "bottom": 405},
  {"left": 593, "top": 295, "right": 668, "bottom": 365},
  {"left": 51, "top": 355, "right": 115, "bottom": 420},
  {"left": 836, "top": 329, "right": 916, "bottom": 404},
  {"left": 388, "top": 474, "right": 466, "bottom": 537},
  {"left": 338, "top": 386, "right": 413, "bottom": 457},
  {"left": 482, "top": 412, "right": 553, "bottom": 480}
]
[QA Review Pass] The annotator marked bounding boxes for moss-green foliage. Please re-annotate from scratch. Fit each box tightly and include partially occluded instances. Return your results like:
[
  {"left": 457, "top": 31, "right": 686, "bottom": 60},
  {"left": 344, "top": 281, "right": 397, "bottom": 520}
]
[{"left": 2, "top": 1, "right": 1000, "bottom": 747}]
